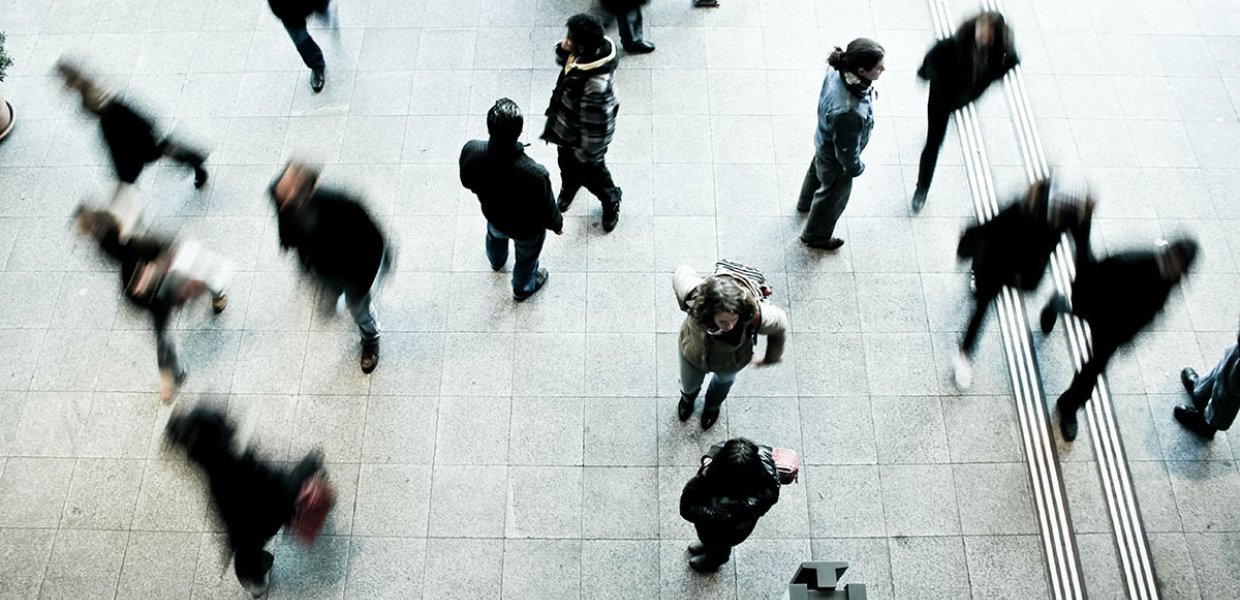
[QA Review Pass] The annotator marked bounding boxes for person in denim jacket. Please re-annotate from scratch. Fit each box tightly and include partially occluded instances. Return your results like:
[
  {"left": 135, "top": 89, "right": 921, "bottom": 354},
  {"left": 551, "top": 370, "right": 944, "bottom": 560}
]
[{"left": 797, "top": 39, "right": 885, "bottom": 251}]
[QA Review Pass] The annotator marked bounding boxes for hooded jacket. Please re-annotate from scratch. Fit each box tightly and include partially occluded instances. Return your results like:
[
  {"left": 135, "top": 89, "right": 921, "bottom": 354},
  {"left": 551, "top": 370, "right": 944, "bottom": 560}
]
[
  {"left": 813, "top": 69, "right": 873, "bottom": 178},
  {"left": 459, "top": 139, "right": 563, "bottom": 240},
  {"left": 271, "top": 185, "right": 386, "bottom": 295},
  {"left": 542, "top": 38, "right": 620, "bottom": 163},
  {"left": 673, "top": 266, "right": 788, "bottom": 373},
  {"left": 679, "top": 449, "right": 781, "bottom": 547},
  {"left": 918, "top": 18, "right": 1020, "bottom": 113}
]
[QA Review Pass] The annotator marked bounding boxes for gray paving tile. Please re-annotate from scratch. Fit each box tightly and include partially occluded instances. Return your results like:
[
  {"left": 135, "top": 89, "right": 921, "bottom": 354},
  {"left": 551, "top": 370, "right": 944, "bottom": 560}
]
[
  {"left": 290, "top": 395, "right": 366, "bottom": 463},
  {"left": 805, "top": 465, "right": 886, "bottom": 538},
  {"left": 116, "top": 531, "right": 201, "bottom": 600},
  {"left": 439, "top": 332, "right": 514, "bottom": 396},
  {"left": 580, "top": 540, "right": 659, "bottom": 600},
  {"left": 1167, "top": 460, "right": 1240, "bottom": 533},
  {"left": 888, "top": 536, "right": 970, "bottom": 600},
  {"left": 434, "top": 395, "right": 510, "bottom": 465},
  {"left": 506, "top": 465, "right": 583, "bottom": 539},
  {"left": 871, "top": 395, "right": 950, "bottom": 464},
  {"left": 1187, "top": 532, "right": 1240, "bottom": 599},
  {"left": 954, "top": 463, "right": 1039, "bottom": 536},
  {"left": 658, "top": 538, "right": 738, "bottom": 600},
  {"left": 428, "top": 464, "right": 507, "bottom": 538},
  {"left": 881, "top": 464, "right": 961, "bottom": 537},
  {"left": 582, "top": 466, "right": 659, "bottom": 539},
  {"left": 343, "top": 537, "right": 427, "bottom": 599},
  {"left": 864, "top": 333, "right": 940, "bottom": 396},
  {"left": 963, "top": 535, "right": 1051, "bottom": 599},
  {"left": 1075, "top": 532, "right": 1128, "bottom": 600},
  {"left": 41, "top": 529, "right": 128, "bottom": 600},
  {"left": 734, "top": 538, "right": 811, "bottom": 600},
  {"left": 810, "top": 537, "right": 893, "bottom": 600},
  {"left": 61, "top": 457, "right": 144, "bottom": 530},
  {"left": 267, "top": 534, "right": 350, "bottom": 600},
  {"left": 0, "top": 528, "right": 56, "bottom": 600},
  {"left": 1148, "top": 531, "right": 1205, "bottom": 600},
  {"left": 799, "top": 396, "right": 878, "bottom": 465},
  {"left": 352, "top": 463, "right": 432, "bottom": 537},
  {"left": 793, "top": 333, "right": 869, "bottom": 397},
  {"left": 360, "top": 395, "right": 436, "bottom": 464},
  {"left": 422, "top": 538, "right": 504, "bottom": 600},
  {"left": 0, "top": 457, "right": 76, "bottom": 528}
]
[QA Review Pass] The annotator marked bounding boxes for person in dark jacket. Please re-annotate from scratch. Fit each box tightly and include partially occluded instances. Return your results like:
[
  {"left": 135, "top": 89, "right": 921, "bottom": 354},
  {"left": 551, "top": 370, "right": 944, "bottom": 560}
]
[
  {"left": 543, "top": 13, "right": 623, "bottom": 232},
  {"left": 912, "top": 12, "right": 1018, "bottom": 213},
  {"left": 1042, "top": 236, "right": 1199, "bottom": 441},
  {"left": 953, "top": 175, "right": 1093, "bottom": 389},
  {"left": 267, "top": 0, "right": 335, "bottom": 92},
  {"left": 600, "top": 0, "right": 655, "bottom": 54},
  {"left": 680, "top": 437, "right": 780, "bottom": 572},
  {"left": 270, "top": 162, "right": 387, "bottom": 373},
  {"left": 165, "top": 406, "right": 329, "bottom": 598},
  {"left": 461, "top": 98, "right": 564, "bottom": 300},
  {"left": 1176, "top": 324, "right": 1240, "bottom": 439},
  {"left": 798, "top": 39, "right": 885, "bottom": 251},
  {"left": 76, "top": 208, "right": 229, "bottom": 401}
]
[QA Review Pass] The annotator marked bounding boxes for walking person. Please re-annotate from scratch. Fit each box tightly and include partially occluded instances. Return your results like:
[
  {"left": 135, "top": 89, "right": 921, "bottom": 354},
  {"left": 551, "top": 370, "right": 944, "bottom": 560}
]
[
  {"left": 1042, "top": 237, "right": 1199, "bottom": 441},
  {"left": 460, "top": 98, "right": 563, "bottom": 301},
  {"left": 269, "top": 162, "right": 388, "bottom": 373},
  {"left": 75, "top": 208, "right": 230, "bottom": 401},
  {"left": 165, "top": 406, "right": 335, "bottom": 598},
  {"left": 543, "top": 13, "right": 624, "bottom": 232},
  {"left": 673, "top": 263, "right": 788, "bottom": 430},
  {"left": 797, "top": 39, "right": 885, "bottom": 251},
  {"left": 267, "top": 0, "right": 337, "bottom": 92},
  {"left": 952, "top": 175, "right": 1092, "bottom": 389},
  {"left": 912, "top": 11, "right": 1019, "bottom": 213},
  {"left": 1176, "top": 324, "right": 1240, "bottom": 439},
  {"left": 600, "top": 0, "right": 655, "bottom": 54},
  {"left": 680, "top": 437, "right": 781, "bottom": 572}
]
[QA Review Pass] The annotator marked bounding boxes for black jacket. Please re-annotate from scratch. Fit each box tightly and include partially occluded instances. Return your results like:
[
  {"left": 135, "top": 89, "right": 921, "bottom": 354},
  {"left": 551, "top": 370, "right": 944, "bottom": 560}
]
[
  {"left": 679, "top": 456, "right": 781, "bottom": 547},
  {"left": 460, "top": 139, "right": 562, "bottom": 240},
  {"left": 97, "top": 231, "right": 179, "bottom": 332},
  {"left": 1072, "top": 250, "right": 1175, "bottom": 346},
  {"left": 99, "top": 101, "right": 163, "bottom": 184},
  {"left": 268, "top": 0, "right": 327, "bottom": 23},
  {"left": 918, "top": 21, "right": 1019, "bottom": 113},
  {"left": 273, "top": 187, "right": 386, "bottom": 294},
  {"left": 542, "top": 39, "right": 620, "bottom": 162},
  {"left": 957, "top": 200, "right": 1089, "bottom": 295},
  {"left": 601, "top": 0, "right": 650, "bottom": 13}
]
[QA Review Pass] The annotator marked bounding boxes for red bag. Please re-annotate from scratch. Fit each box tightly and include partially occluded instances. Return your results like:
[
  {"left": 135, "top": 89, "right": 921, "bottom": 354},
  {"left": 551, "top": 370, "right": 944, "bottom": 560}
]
[
  {"left": 770, "top": 447, "right": 800, "bottom": 484},
  {"left": 291, "top": 473, "right": 336, "bottom": 544}
]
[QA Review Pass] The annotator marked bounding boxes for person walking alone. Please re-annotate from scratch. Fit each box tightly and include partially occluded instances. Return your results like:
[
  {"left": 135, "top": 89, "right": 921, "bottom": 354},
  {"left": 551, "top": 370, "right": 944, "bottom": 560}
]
[
  {"left": 267, "top": 0, "right": 337, "bottom": 92},
  {"left": 680, "top": 437, "right": 781, "bottom": 572},
  {"left": 797, "top": 39, "right": 885, "bottom": 251},
  {"left": 543, "top": 13, "right": 624, "bottom": 232},
  {"left": 461, "top": 98, "right": 563, "bottom": 301}
]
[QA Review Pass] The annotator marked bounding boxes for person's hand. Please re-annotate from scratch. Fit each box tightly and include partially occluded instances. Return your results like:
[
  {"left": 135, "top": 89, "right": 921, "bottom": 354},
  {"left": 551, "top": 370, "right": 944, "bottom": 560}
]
[
  {"left": 553, "top": 226, "right": 564, "bottom": 236},
  {"left": 560, "top": 38, "right": 572, "bottom": 52}
]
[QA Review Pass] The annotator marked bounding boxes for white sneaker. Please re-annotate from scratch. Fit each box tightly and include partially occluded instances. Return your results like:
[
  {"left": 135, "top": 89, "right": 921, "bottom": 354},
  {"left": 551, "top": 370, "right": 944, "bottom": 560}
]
[{"left": 953, "top": 351, "right": 973, "bottom": 391}]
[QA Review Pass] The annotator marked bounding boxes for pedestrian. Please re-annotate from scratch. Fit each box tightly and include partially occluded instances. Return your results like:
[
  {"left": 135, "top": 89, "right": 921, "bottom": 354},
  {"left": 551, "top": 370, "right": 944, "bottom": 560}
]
[
  {"left": 679, "top": 437, "right": 781, "bottom": 572},
  {"left": 165, "top": 406, "right": 335, "bottom": 598},
  {"left": 460, "top": 98, "right": 563, "bottom": 301},
  {"left": 1176, "top": 324, "right": 1240, "bottom": 439},
  {"left": 75, "top": 207, "right": 230, "bottom": 401},
  {"left": 673, "top": 263, "right": 788, "bottom": 430},
  {"left": 269, "top": 161, "right": 388, "bottom": 373},
  {"left": 693, "top": 0, "right": 719, "bottom": 6},
  {"left": 56, "top": 59, "right": 208, "bottom": 238},
  {"left": 953, "top": 174, "right": 1092, "bottom": 389},
  {"left": 542, "top": 13, "right": 623, "bottom": 232},
  {"left": 1043, "top": 237, "right": 1199, "bottom": 441},
  {"left": 797, "top": 39, "right": 885, "bottom": 251},
  {"left": 600, "top": 0, "right": 656, "bottom": 54},
  {"left": 267, "top": 0, "right": 336, "bottom": 93},
  {"left": 912, "top": 11, "right": 1019, "bottom": 213}
]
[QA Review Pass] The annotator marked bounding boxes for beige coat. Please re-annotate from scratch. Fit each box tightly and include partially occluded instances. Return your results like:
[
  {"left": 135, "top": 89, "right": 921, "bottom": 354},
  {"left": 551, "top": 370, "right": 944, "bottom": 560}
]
[{"left": 673, "top": 265, "right": 789, "bottom": 373}]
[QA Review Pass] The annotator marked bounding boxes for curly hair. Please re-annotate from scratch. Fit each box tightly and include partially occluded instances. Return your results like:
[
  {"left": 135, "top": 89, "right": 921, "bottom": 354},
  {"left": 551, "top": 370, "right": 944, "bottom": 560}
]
[{"left": 688, "top": 275, "right": 757, "bottom": 331}]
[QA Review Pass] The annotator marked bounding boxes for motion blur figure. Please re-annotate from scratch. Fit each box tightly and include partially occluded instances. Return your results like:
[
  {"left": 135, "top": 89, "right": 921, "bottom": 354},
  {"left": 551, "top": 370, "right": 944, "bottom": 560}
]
[
  {"left": 269, "top": 162, "right": 388, "bottom": 373},
  {"left": 913, "top": 12, "right": 1018, "bottom": 213},
  {"left": 953, "top": 174, "right": 1092, "bottom": 389},
  {"left": 1177, "top": 323, "right": 1240, "bottom": 439},
  {"left": 267, "top": 0, "right": 337, "bottom": 92},
  {"left": 1043, "top": 236, "right": 1199, "bottom": 441},
  {"left": 166, "top": 406, "right": 334, "bottom": 598},
  {"left": 76, "top": 208, "right": 230, "bottom": 401},
  {"left": 680, "top": 437, "right": 781, "bottom": 572},
  {"left": 599, "top": 0, "right": 656, "bottom": 54}
]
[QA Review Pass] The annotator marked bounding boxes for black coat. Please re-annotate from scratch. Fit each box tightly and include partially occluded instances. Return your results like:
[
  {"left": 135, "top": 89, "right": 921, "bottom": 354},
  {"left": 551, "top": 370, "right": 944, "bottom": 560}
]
[
  {"left": 918, "top": 21, "right": 1019, "bottom": 113},
  {"left": 601, "top": 0, "right": 650, "bottom": 13},
  {"left": 679, "top": 457, "right": 780, "bottom": 547},
  {"left": 957, "top": 200, "right": 1088, "bottom": 295},
  {"left": 273, "top": 187, "right": 386, "bottom": 295},
  {"left": 99, "top": 101, "right": 163, "bottom": 184},
  {"left": 1072, "top": 251, "right": 1175, "bottom": 346},
  {"left": 460, "top": 140, "right": 562, "bottom": 240},
  {"left": 97, "top": 232, "right": 179, "bottom": 332},
  {"left": 267, "top": 0, "right": 328, "bottom": 23}
]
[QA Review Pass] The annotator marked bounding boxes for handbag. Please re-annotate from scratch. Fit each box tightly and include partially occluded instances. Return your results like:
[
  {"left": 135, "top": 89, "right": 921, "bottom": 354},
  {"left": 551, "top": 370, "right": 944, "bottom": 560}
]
[{"left": 290, "top": 472, "right": 336, "bottom": 544}]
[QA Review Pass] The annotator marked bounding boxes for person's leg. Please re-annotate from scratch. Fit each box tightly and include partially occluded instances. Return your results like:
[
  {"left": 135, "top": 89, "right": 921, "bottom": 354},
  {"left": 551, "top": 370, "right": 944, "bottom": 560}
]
[
  {"left": 796, "top": 154, "right": 822, "bottom": 213},
  {"left": 153, "top": 310, "right": 184, "bottom": 401},
  {"left": 556, "top": 146, "right": 584, "bottom": 211},
  {"left": 679, "top": 351, "right": 709, "bottom": 398},
  {"left": 1057, "top": 339, "right": 1117, "bottom": 440},
  {"left": 689, "top": 543, "right": 732, "bottom": 571},
  {"left": 345, "top": 285, "right": 381, "bottom": 373},
  {"left": 579, "top": 155, "right": 622, "bottom": 231},
  {"left": 234, "top": 544, "right": 275, "bottom": 596},
  {"left": 914, "top": 107, "right": 951, "bottom": 208},
  {"left": 703, "top": 369, "right": 740, "bottom": 411},
  {"left": 801, "top": 152, "right": 853, "bottom": 246},
  {"left": 1202, "top": 344, "right": 1239, "bottom": 430},
  {"left": 158, "top": 138, "right": 209, "bottom": 188},
  {"left": 961, "top": 287, "right": 998, "bottom": 357},
  {"left": 282, "top": 22, "right": 326, "bottom": 71},
  {"left": 617, "top": 8, "right": 652, "bottom": 51},
  {"left": 485, "top": 223, "right": 510, "bottom": 272},
  {"left": 511, "top": 231, "right": 547, "bottom": 297}
]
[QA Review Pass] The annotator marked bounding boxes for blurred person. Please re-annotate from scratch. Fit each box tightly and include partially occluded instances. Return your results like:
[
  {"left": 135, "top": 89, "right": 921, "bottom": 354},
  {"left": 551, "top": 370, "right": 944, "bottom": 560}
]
[
  {"left": 673, "top": 263, "right": 788, "bottom": 430},
  {"left": 269, "top": 161, "right": 388, "bottom": 373},
  {"left": 912, "top": 11, "right": 1019, "bottom": 213},
  {"left": 166, "top": 406, "right": 334, "bottom": 598},
  {"left": 56, "top": 59, "right": 208, "bottom": 238},
  {"left": 680, "top": 437, "right": 781, "bottom": 572},
  {"left": 75, "top": 207, "right": 230, "bottom": 401},
  {"left": 600, "top": 0, "right": 655, "bottom": 54},
  {"left": 542, "top": 13, "right": 624, "bottom": 232},
  {"left": 460, "top": 98, "right": 563, "bottom": 301},
  {"left": 693, "top": 0, "right": 719, "bottom": 6},
  {"left": 952, "top": 174, "right": 1093, "bottom": 389},
  {"left": 1176, "top": 324, "right": 1240, "bottom": 439},
  {"left": 797, "top": 39, "right": 885, "bottom": 251},
  {"left": 1043, "top": 236, "right": 1199, "bottom": 441},
  {"left": 267, "top": 0, "right": 337, "bottom": 92}
]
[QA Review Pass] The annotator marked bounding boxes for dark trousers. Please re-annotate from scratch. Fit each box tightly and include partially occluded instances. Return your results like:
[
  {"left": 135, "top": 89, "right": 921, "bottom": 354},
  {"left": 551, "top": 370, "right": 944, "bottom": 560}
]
[
  {"left": 486, "top": 224, "right": 546, "bottom": 295},
  {"left": 916, "top": 108, "right": 951, "bottom": 193},
  {"left": 151, "top": 310, "right": 183, "bottom": 379},
  {"left": 1192, "top": 343, "right": 1240, "bottom": 430},
  {"left": 283, "top": 22, "right": 326, "bottom": 71},
  {"left": 557, "top": 146, "right": 620, "bottom": 206},
  {"left": 697, "top": 543, "right": 732, "bottom": 568},
  {"left": 616, "top": 8, "right": 645, "bottom": 46},
  {"left": 961, "top": 285, "right": 1000, "bottom": 356},
  {"left": 798, "top": 149, "right": 853, "bottom": 244},
  {"left": 1058, "top": 336, "right": 1119, "bottom": 413},
  {"left": 114, "top": 138, "right": 206, "bottom": 185},
  {"left": 232, "top": 454, "right": 322, "bottom": 589}
]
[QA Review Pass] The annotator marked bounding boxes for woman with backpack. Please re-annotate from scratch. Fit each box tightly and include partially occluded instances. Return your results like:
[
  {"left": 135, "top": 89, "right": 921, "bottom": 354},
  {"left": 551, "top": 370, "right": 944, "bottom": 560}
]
[
  {"left": 679, "top": 437, "right": 781, "bottom": 572},
  {"left": 673, "top": 263, "right": 789, "bottom": 430}
]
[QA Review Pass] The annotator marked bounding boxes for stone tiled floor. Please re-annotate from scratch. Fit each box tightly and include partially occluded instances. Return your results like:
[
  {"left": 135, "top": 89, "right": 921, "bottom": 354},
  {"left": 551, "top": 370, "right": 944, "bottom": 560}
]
[{"left": 0, "top": 0, "right": 1238, "bottom": 598}]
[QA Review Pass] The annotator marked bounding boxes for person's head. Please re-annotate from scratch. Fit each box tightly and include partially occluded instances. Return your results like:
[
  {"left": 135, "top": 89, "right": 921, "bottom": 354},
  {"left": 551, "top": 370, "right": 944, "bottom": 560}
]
[
  {"left": 969, "top": 11, "right": 1006, "bottom": 49},
  {"left": 165, "top": 406, "right": 238, "bottom": 462},
  {"left": 273, "top": 161, "right": 321, "bottom": 211},
  {"left": 487, "top": 98, "right": 524, "bottom": 145},
  {"left": 827, "top": 38, "right": 886, "bottom": 82},
  {"left": 1156, "top": 237, "right": 1198, "bottom": 283},
  {"left": 73, "top": 206, "right": 121, "bottom": 247},
  {"left": 54, "top": 58, "right": 113, "bottom": 114},
  {"left": 565, "top": 13, "right": 605, "bottom": 55},
  {"left": 689, "top": 276, "right": 758, "bottom": 336},
  {"left": 704, "top": 438, "right": 774, "bottom": 490}
]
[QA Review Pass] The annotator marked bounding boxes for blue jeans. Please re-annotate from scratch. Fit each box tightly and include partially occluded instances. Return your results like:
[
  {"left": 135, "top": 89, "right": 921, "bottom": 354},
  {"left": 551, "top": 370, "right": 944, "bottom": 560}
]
[
  {"left": 486, "top": 224, "right": 545, "bottom": 296},
  {"left": 679, "top": 351, "right": 741, "bottom": 410},
  {"left": 1194, "top": 343, "right": 1240, "bottom": 430}
]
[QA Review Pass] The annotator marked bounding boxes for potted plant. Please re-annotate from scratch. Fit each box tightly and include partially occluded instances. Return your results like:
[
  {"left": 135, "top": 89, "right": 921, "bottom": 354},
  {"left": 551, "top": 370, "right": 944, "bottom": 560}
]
[{"left": 0, "top": 32, "right": 14, "bottom": 142}]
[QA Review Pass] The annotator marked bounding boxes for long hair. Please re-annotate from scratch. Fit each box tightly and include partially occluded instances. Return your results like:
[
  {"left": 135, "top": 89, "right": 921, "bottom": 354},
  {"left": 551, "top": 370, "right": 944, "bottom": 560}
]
[
  {"left": 704, "top": 437, "right": 773, "bottom": 493},
  {"left": 688, "top": 276, "right": 757, "bottom": 332},
  {"left": 827, "top": 38, "right": 885, "bottom": 74}
]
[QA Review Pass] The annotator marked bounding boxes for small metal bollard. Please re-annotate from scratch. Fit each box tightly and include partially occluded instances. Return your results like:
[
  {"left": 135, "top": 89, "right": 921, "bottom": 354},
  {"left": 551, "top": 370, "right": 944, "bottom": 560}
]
[{"left": 784, "top": 561, "right": 867, "bottom": 600}]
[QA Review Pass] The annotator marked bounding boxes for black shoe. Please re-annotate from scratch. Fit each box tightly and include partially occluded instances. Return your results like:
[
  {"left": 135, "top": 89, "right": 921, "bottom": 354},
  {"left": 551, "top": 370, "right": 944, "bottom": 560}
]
[
  {"left": 1181, "top": 368, "right": 1199, "bottom": 395},
  {"left": 802, "top": 237, "right": 844, "bottom": 251},
  {"left": 1057, "top": 399, "right": 1078, "bottom": 441},
  {"left": 194, "top": 167, "right": 209, "bottom": 189},
  {"left": 601, "top": 201, "right": 620, "bottom": 232},
  {"left": 310, "top": 69, "right": 325, "bottom": 93},
  {"left": 361, "top": 339, "right": 379, "bottom": 374},
  {"left": 689, "top": 555, "right": 723, "bottom": 572},
  {"left": 911, "top": 187, "right": 928, "bottom": 214},
  {"left": 624, "top": 40, "right": 656, "bottom": 54},
  {"left": 700, "top": 407, "right": 720, "bottom": 430},
  {"left": 688, "top": 542, "right": 706, "bottom": 556},
  {"left": 557, "top": 191, "right": 575, "bottom": 213},
  {"left": 1173, "top": 405, "right": 1216, "bottom": 439},
  {"left": 514, "top": 268, "right": 549, "bottom": 301},
  {"left": 677, "top": 393, "right": 695, "bottom": 421},
  {"left": 693, "top": 0, "right": 720, "bottom": 7},
  {"left": 796, "top": 202, "right": 810, "bottom": 214},
  {"left": 1040, "top": 296, "right": 1065, "bottom": 334}
]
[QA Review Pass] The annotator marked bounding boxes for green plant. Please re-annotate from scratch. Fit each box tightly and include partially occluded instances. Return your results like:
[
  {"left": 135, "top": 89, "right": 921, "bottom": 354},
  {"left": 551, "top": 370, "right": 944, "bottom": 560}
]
[{"left": 0, "top": 32, "right": 12, "bottom": 82}]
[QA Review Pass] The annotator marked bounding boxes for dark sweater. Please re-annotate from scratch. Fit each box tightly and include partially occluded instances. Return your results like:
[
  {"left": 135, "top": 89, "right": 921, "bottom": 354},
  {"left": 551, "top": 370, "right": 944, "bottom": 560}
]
[
  {"left": 957, "top": 200, "right": 1089, "bottom": 294},
  {"left": 267, "top": 0, "right": 327, "bottom": 23},
  {"left": 274, "top": 187, "right": 386, "bottom": 294},
  {"left": 1072, "top": 251, "right": 1175, "bottom": 345},
  {"left": 918, "top": 22, "right": 1019, "bottom": 113},
  {"left": 460, "top": 139, "right": 562, "bottom": 240},
  {"left": 99, "top": 101, "right": 163, "bottom": 183}
]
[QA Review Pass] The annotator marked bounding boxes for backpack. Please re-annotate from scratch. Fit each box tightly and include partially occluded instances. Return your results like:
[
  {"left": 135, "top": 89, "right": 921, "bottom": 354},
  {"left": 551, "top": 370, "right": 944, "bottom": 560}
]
[{"left": 714, "top": 259, "right": 773, "bottom": 301}]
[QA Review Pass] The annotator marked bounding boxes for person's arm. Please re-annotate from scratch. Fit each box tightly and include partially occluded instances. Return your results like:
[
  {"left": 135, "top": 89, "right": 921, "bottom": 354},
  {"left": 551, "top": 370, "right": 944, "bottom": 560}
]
[
  {"left": 917, "top": 41, "right": 951, "bottom": 82},
  {"left": 1069, "top": 202, "right": 1095, "bottom": 267},
  {"left": 756, "top": 302, "right": 788, "bottom": 364},
  {"left": 575, "top": 78, "right": 618, "bottom": 164},
  {"left": 539, "top": 166, "right": 564, "bottom": 234},
  {"left": 749, "top": 480, "right": 781, "bottom": 517},
  {"left": 830, "top": 112, "right": 866, "bottom": 177},
  {"left": 679, "top": 477, "right": 734, "bottom": 524},
  {"left": 673, "top": 266, "right": 704, "bottom": 311}
]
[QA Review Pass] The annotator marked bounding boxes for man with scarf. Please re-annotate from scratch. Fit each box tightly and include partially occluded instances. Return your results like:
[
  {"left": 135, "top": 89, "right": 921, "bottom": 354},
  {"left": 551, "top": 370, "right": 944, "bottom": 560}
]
[{"left": 542, "top": 13, "right": 623, "bottom": 232}]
